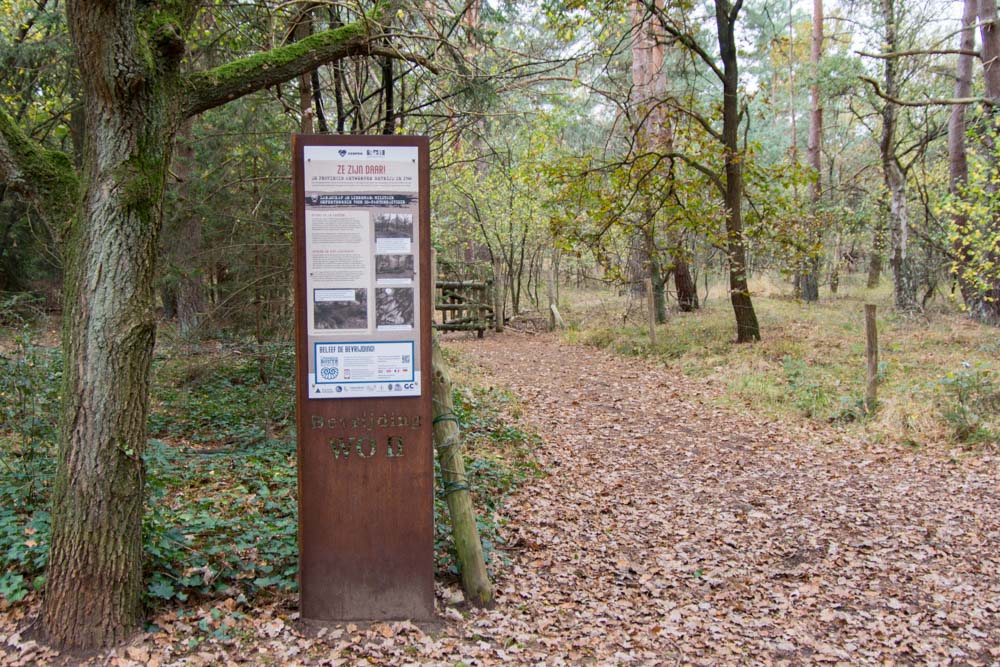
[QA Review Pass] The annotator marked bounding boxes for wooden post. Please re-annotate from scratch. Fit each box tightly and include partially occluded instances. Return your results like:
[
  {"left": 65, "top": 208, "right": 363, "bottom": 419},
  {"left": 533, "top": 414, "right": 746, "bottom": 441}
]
[
  {"left": 865, "top": 304, "right": 878, "bottom": 412},
  {"left": 645, "top": 277, "right": 657, "bottom": 346},
  {"left": 546, "top": 254, "right": 565, "bottom": 331},
  {"left": 492, "top": 262, "right": 504, "bottom": 333},
  {"left": 431, "top": 338, "right": 494, "bottom": 606}
]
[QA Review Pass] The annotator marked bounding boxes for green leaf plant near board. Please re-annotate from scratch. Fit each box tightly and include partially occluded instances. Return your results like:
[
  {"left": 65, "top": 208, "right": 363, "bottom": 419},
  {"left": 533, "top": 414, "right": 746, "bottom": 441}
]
[{"left": 0, "top": 341, "right": 537, "bottom": 606}]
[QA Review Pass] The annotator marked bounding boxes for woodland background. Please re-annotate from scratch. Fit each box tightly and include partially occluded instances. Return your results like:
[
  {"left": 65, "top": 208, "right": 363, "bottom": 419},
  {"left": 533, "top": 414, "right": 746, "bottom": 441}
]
[{"left": 1, "top": 0, "right": 999, "bottom": 659}]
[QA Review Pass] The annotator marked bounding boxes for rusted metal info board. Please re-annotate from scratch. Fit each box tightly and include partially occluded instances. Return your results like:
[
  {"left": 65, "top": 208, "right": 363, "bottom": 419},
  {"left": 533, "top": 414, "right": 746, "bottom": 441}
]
[{"left": 292, "top": 135, "right": 434, "bottom": 621}]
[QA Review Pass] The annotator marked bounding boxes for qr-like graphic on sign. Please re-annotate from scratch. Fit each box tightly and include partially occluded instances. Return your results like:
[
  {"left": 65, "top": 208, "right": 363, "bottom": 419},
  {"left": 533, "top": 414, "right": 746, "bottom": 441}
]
[
  {"left": 401, "top": 355, "right": 411, "bottom": 364},
  {"left": 320, "top": 356, "right": 339, "bottom": 380}
]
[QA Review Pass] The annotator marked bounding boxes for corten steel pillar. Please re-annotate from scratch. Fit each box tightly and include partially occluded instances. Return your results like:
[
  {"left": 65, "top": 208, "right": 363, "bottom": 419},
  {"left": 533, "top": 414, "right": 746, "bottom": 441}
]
[{"left": 292, "top": 135, "right": 435, "bottom": 621}]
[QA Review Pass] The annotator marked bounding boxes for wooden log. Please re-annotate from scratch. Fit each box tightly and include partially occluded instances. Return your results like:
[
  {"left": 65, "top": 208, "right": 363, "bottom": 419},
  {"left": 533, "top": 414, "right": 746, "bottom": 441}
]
[
  {"left": 436, "top": 280, "right": 491, "bottom": 289},
  {"left": 433, "top": 322, "right": 489, "bottom": 331},
  {"left": 431, "top": 337, "right": 494, "bottom": 607},
  {"left": 436, "top": 303, "right": 493, "bottom": 311},
  {"left": 865, "top": 304, "right": 878, "bottom": 413}
]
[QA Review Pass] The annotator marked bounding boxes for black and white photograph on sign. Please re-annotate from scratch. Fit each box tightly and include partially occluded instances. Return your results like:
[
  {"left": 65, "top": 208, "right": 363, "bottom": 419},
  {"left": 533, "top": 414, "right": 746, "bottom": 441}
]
[
  {"left": 375, "top": 254, "right": 415, "bottom": 281},
  {"left": 313, "top": 288, "right": 368, "bottom": 330},
  {"left": 374, "top": 213, "right": 413, "bottom": 241},
  {"left": 376, "top": 287, "right": 414, "bottom": 328}
]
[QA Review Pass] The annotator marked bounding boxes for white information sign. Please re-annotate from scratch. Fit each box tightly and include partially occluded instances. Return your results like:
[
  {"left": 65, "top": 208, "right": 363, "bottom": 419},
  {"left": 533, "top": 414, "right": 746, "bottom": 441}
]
[{"left": 302, "top": 145, "right": 422, "bottom": 398}]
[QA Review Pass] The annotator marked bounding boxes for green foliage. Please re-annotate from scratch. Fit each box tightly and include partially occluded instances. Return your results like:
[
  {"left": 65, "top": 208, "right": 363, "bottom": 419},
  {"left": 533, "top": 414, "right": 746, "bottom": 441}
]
[
  {"left": 943, "top": 122, "right": 1000, "bottom": 320},
  {"left": 781, "top": 356, "right": 833, "bottom": 418},
  {"left": 0, "top": 338, "right": 535, "bottom": 604},
  {"left": 142, "top": 438, "right": 299, "bottom": 604},
  {"left": 149, "top": 344, "right": 296, "bottom": 446},
  {"left": 0, "top": 333, "right": 59, "bottom": 602},
  {"left": 0, "top": 293, "right": 45, "bottom": 327},
  {"left": 435, "top": 385, "right": 541, "bottom": 573},
  {"left": 937, "top": 365, "right": 1000, "bottom": 446},
  {"left": 0, "top": 331, "right": 60, "bottom": 502}
]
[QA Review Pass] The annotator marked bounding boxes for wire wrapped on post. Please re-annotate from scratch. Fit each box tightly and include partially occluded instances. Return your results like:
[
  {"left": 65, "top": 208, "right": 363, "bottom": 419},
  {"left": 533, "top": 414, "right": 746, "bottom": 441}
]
[{"left": 431, "top": 336, "right": 494, "bottom": 607}]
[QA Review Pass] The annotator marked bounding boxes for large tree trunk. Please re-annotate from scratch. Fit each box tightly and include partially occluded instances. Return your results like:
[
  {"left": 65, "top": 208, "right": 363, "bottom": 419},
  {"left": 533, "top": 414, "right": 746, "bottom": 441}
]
[
  {"left": 631, "top": 0, "right": 670, "bottom": 319},
  {"left": 43, "top": 0, "right": 178, "bottom": 648},
  {"left": 10, "top": 0, "right": 378, "bottom": 647},
  {"left": 717, "top": 0, "right": 760, "bottom": 342},
  {"left": 878, "top": 0, "right": 918, "bottom": 313}
]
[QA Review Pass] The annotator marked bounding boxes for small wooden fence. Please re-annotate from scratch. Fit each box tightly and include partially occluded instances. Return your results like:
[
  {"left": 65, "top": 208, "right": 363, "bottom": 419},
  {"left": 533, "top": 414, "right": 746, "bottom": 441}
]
[{"left": 434, "top": 280, "right": 495, "bottom": 337}]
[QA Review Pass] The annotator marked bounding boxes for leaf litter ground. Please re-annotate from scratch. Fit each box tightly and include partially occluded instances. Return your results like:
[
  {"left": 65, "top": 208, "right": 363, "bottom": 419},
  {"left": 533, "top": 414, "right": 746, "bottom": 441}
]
[{"left": 2, "top": 330, "right": 999, "bottom": 665}]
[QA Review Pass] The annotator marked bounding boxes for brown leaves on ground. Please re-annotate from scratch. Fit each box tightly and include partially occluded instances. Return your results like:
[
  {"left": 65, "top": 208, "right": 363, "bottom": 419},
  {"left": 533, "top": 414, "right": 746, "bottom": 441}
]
[{"left": 3, "top": 331, "right": 999, "bottom": 665}]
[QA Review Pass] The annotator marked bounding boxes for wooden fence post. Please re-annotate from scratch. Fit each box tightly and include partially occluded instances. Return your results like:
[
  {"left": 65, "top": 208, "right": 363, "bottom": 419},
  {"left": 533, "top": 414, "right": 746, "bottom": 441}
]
[
  {"left": 431, "top": 339, "right": 494, "bottom": 606},
  {"left": 865, "top": 304, "right": 878, "bottom": 412},
  {"left": 645, "top": 277, "right": 657, "bottom": 346}
]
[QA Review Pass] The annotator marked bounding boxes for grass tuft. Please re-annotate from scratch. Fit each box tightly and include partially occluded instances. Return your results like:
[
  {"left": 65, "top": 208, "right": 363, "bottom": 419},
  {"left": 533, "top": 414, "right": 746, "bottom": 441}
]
[{"left": 565, "top": 274, "right": 1000, "bottom": 450}]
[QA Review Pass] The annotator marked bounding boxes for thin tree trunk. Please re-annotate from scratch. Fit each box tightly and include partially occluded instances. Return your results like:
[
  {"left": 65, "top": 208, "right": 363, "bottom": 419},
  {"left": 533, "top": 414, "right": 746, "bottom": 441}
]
[
  {"left": 867, "top": 203, "right": 886, "bottom": 288},
  {"left": 950, "top": 0, "right": 976, "bottom": 308},
  {"left": 173, "top": 121, "right": 204, "bottom": 336},
  {"left": 381, "top": 50, "right": 394, "bottom": 134},
  {"left": 296, "top": 16, "right": 314, "bottom": 134},
  {"left": 801, "top": 0, "right": 824, "bottom": 302},
  {"left": 717, "top": 0, "right": 760, "bottom": 342},
  {"left": 968, "top": 0, "right": 1000, "bottom": 323},
  {"left": 878, "top": 0, "right": 918, "bottom": 312},
  {"left": 829, "top": 231, "right": 841, "bottom": 294},
  {"left": 311, "top": 69, "right": 328, "bottom": 132}
]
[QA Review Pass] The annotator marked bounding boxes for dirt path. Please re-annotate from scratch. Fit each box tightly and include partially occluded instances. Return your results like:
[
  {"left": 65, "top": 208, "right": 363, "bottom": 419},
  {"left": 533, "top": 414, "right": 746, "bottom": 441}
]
[
  {"left": 3, "top": 331, "right": 998, "bottom": 666},
  {"left": 437, "top": 331, "right": 1000, "bottom": 665}
]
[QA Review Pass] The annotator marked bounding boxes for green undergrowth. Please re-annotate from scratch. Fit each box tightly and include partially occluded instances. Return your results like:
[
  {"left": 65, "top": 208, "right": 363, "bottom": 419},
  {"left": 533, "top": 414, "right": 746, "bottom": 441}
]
[
  {"left": 0, "top": 336, "right": 538, "bottom": 606},
  {"left": 440, "top": 381, "right": 542, "bottom": 575},
  {"left": 566, "top": 278, "right": 1000, "bottom": 449}
]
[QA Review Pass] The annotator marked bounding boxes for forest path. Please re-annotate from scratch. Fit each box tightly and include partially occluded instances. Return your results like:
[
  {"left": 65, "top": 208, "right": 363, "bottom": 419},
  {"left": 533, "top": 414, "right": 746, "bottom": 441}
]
[{"left": 440, "top": 331, "right": 1000, "bottom": 665}]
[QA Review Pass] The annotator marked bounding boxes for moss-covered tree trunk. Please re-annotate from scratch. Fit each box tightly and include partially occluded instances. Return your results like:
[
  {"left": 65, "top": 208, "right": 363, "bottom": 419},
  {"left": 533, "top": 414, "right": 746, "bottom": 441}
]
[
  {"left": 0, "top": 0, "right": 389, "bottom": 648},
  {"left": 43, "top": 0, "right": 180, "bottom": 646}
]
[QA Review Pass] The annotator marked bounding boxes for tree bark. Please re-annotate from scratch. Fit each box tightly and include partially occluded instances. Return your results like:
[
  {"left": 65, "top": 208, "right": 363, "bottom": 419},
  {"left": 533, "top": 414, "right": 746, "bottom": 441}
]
[
  {"left": 800, "top": 0, "right": 823, "bottom": 303},
  {"left": 296, "top": 14, "right": 316, "bottom": 134},
  {"left": 968, "top": 0, "right": 1000, "bottom": 324},
  {"left": 43, "top": 0, "right": 181, "bottom": 647},
  {"left": 170, "top": 121, "right": 205, "bottom": 336},
  {"left": 950, "top": 0, "right": 976, "bottom": 308},
  {"left": 0, "top": 1, "right": 398, "bottom": 649},
  {"left": 867, "top": 200, "right": 887, "bottom": 288},
  {"left": 878, "top": 0, "right": 918, "bottom": 313},
  {"left": 674, "top": 256, "right": 698, "bottom": 311},
  {"left": 716, "top": 0, "right": 760, "bottom": 342}
]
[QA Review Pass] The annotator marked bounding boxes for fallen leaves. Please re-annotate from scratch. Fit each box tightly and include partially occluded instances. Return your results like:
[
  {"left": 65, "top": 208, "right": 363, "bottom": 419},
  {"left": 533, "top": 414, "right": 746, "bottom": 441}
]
[{"left": 2, "top": 331, "right": 999, "bottom": 665}]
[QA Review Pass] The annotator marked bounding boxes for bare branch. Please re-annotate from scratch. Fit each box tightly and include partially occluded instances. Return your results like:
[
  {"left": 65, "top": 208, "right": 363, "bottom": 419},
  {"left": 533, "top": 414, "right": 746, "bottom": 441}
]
[
  {"left": 859, "top": 75, "right": 996, "bottom": 107},
  {"left": 639, "top": 0, "right": 724, "bottom": 82},
  {"left": 856, "top": 48, "right": 980, "bottom": 60}
]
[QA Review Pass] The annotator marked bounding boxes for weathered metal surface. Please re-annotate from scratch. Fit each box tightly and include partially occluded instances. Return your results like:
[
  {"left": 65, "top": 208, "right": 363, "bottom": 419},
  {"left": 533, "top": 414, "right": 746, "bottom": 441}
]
[{"left": 292, "top": 135, "right": 434, "bottom": 622}]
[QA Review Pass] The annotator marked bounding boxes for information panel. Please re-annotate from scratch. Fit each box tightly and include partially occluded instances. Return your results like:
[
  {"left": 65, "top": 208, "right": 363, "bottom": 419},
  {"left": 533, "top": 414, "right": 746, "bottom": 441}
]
[
  {"left": 293, "top": 135, "right": 434, "bottom": 623},
  {"left": 302, "top": 144, "right": 423, "bottom": 398}
]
